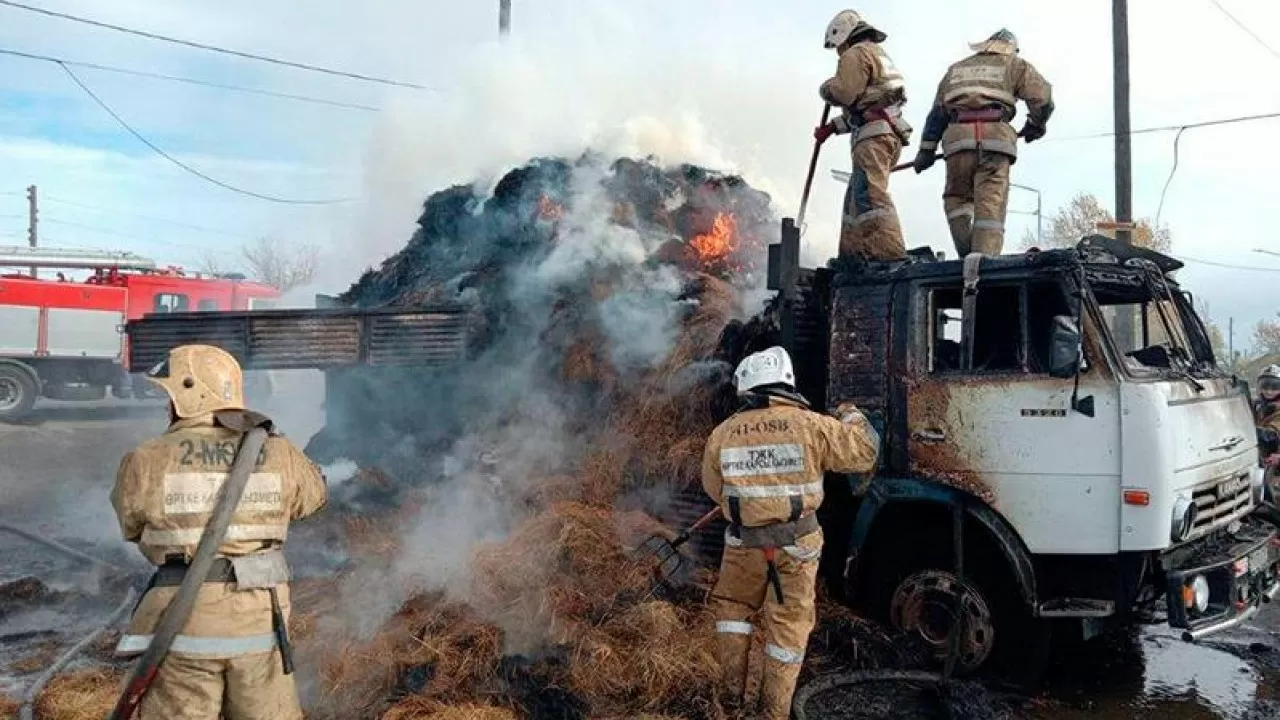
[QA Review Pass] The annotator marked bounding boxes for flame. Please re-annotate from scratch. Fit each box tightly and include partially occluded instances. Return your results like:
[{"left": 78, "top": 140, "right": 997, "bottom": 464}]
[
  {"left": 690, "top": 212, "right": 738, "bottom": 264},
  {"left": 537, "top": 194, "right": 564, "bottom": 221}
]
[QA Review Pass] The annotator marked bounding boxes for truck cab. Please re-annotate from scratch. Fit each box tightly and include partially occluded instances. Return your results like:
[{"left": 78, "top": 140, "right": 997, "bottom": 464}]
[{"left": 768, "top": 220, "right": 1279, "bottom": 677}]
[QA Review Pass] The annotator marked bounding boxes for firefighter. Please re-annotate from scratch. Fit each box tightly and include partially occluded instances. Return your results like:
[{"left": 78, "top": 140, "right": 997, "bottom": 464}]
[
  {"left": 814, "top": 9, "right": 912, "bottom": 263},
  {"left": 703, "top": 346, "right": 880, "bottom": 719},
  {"left": 110, "top": 344, "right": 327, "bottom": 720},
  {"left": 1257, "top": 364, "right": 1280, "bottom": 485},
  {"left": 912, "top": 29, "right": 1054, "bottom": 258}
]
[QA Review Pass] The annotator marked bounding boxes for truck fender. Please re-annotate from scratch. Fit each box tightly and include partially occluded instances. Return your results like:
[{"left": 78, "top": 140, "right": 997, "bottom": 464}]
[
  {"left": 0, "top": 358, "right": 40, "bottom": 389},
  {"left": 845, "top": 477, "right": 1038, "bottom": 611}
]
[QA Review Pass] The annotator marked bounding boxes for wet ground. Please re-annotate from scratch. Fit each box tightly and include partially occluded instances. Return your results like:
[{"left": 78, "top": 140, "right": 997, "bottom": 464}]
[{"left": 3, "top": 378, "right": 1280, "bottom": 718}]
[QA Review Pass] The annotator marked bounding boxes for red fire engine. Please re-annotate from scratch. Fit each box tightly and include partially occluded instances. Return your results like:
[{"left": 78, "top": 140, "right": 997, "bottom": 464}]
[{"left": 0, "top": 246, "right": 280, "bottom": 421}]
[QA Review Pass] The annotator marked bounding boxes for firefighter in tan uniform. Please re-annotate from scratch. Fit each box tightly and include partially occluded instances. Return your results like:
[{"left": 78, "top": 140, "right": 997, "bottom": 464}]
[
  {"left": 1256, "top": 365, "right": 1280, "bottom": 496},
  {"left": 912, "top": 29, "right": 1054, "bottom": 257},
  {"left": 111, "top": 345, "right": 327, "bottom": 720},
  {"left": 703, "top": 347, "right": 880, "bottom": 719},
  {"left": 814, "top": 10, "right": 913, "bottom": 262}
]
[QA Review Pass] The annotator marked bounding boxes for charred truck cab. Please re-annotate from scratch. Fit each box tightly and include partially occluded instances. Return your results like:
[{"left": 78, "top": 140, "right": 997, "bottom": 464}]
[{"left": 768, "top": 219, "right": 1280, "bottom": 676}]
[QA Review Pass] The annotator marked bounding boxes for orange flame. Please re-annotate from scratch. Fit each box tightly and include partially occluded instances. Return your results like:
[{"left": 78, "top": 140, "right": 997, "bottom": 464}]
[
  {"left": 690, "top": 212, "right": 738, "bottom": 264},
  {"left": 537, "top": 194, "right": 564, "bottom": 221}
]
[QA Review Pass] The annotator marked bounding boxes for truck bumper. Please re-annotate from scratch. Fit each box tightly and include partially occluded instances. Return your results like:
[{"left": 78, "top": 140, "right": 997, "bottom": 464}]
[{"left": 1165, "top": 514, "right": 1280, "bottom": 642}]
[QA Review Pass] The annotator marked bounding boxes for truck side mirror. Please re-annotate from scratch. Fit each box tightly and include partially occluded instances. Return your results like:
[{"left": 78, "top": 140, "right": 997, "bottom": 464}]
[{"left": 1049, "top": 315, "right": 1082, "bottom": 379}]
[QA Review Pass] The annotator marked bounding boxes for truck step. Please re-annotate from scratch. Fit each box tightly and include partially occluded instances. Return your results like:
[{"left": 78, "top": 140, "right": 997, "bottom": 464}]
[{"left": 1038, "top": 598, "right": 1116, "bottom": 618}]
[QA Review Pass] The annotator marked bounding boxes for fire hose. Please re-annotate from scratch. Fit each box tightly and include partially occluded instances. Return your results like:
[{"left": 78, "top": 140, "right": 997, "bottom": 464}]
[{"left": 108, "top": 423, "right": 270, "bottom": 720}]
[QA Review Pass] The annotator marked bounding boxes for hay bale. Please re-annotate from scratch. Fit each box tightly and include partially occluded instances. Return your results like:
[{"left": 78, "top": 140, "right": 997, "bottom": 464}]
[
  {"left": 35, "top": 668, "right": 123, "bottom": 720},
  {"left": 0, "top": 694, "right": 19, "bottom": 719}
]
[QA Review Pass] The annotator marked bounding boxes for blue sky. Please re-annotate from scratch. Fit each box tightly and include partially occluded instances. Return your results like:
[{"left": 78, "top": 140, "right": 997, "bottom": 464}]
[{"left": 0, "top": 0, "right": 1275, "bottom": 343}]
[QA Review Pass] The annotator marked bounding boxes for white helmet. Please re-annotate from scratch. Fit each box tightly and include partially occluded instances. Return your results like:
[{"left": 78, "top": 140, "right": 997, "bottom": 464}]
[
  {"left": 1261, "top": 364, "right": 1280, "bottom": 381},
  {"left": 824, "top": 10, "right": 887, "bottom": 50},
  {"left": 734, "top": 346, "right": 797, "bottom": 394}
]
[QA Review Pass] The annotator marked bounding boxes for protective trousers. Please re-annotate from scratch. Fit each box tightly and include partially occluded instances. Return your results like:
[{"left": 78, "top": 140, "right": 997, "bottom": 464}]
[
  {"left": 942, "top": 150, "right": 1013, "bottom": 257},
  {"left": 840, "top": 135, "right": 906, "bottom": 262},
  {"left": 132, "top": 650, "right": 301, "bottom": 720},
  {"left": 711, "top": 530, "right": 821, "bottom": 720}
]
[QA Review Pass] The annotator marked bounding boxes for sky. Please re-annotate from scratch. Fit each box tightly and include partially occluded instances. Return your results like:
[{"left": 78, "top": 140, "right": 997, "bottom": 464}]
[{"left": 0, "top": 0, "right": 1276, "bottom": 346}]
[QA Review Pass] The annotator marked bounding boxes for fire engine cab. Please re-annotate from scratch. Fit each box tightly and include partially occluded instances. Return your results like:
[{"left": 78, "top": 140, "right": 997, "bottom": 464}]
[{"left": 0, "top": 246, "right": 279, "bottom": 421}]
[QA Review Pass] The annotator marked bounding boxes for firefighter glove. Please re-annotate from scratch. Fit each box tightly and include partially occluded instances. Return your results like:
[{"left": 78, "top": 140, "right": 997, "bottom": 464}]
[
  {"left": 1020, "top": 121, "right": 1047, "bottom": 143},
  {"left": 912, "top": 149, "right": 937, "bottom": 174},
  {"left": 814, "top": 123, "right": 837, "bottom": 144}
]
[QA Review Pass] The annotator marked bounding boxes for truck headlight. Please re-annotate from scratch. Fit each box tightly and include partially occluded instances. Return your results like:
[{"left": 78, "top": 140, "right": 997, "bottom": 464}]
[
  {"left": 1172, "top": 495, "right": 1197, "bottom": 542},
  {"left": 1184, "top": 574, "right": 1210, "bottom": 614}
]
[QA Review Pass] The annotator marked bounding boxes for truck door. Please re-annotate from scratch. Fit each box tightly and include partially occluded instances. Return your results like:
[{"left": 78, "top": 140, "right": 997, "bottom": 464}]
[{"left": 904, "top": 276, "right": 1123, "bottom": 555}]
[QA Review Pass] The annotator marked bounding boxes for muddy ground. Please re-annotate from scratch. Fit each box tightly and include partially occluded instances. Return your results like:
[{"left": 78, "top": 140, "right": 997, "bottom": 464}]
[{"left": 2, "top": 373, "right": 1280, "bottom": 719}]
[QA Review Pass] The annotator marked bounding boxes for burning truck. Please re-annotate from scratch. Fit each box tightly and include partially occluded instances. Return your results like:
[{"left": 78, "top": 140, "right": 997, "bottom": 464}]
[{"left": 122, "top": 152, "right": 1278, "bottom": 695}]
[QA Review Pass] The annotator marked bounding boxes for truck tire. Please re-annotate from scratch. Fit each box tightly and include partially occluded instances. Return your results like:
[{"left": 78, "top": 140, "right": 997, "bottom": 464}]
[
  {"left": 865, "top": 532, "right": 1051, "bottom": 684},
  {"left": 0, "top": 364, "right": 38, "bottom": 422}
]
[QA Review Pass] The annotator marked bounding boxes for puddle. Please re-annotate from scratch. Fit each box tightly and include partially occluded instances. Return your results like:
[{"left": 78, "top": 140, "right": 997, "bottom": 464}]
[{"left": 1029, "top": 627, "right": 1264, "bottom": 719}]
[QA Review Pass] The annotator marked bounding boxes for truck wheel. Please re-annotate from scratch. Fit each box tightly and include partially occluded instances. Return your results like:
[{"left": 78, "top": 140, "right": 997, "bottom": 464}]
[
  {"left": 883, "top": 560, "right": 1050, "bottom": 684},
  {"left": 0, "top": 365, "right": 38, "bottom": 422}
]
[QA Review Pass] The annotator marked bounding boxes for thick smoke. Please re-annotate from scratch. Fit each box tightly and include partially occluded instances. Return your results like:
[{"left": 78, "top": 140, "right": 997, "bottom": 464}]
[{"left": 293, "top": 153, "right": 772, "bottom": 711}]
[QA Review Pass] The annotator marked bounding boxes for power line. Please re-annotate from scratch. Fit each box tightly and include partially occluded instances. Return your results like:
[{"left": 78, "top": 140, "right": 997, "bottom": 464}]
[
  {"left": 1154, "top": 127, "right": 1186, "bottom": 229},
  {"left": 1046, "top": 110, "right": 1280, "bottom": 142},
  {"left": 42, "top": 195, "right": 257, "bottom": 239},
  {"left": 1207, "top": 0, "right": 1280, "bottom": 62},
  {"left": 57, "top": 62, "right": 355, "bottom": 205},
  {"left": 1177, "top": 255, "right": 1280, "bottom": 272},
  {"left": 0, "top": 0, "right": 430, "bottom": 90},
  {"left": 0, "top": 47, "right": 379, "bottom": 112}
]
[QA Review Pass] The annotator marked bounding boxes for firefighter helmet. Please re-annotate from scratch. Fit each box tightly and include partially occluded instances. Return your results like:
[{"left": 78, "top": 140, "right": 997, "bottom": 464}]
[
  {"left": 735, "top": 346, "right": 797, "bottom": 394},
  {"left": 1260, "top": 364, "right": 1280, "bottom": 395},
  {"left": 970, "top": 28, "right": 1019, "bottom": 55},
  {"left": 147, "top": 344, "right": 245, "bottom": 418},
  {"left": 824, "top": 10, "right": 887, "bottom": 50}
]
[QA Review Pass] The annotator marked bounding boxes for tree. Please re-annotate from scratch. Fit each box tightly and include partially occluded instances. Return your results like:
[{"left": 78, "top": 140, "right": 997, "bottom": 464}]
[
  {"left": 196, "top": 238, "right": 320, "bottom": 292},
  {"left": 1256, "top": 314, "right": 1280, "bottom": 356},
  {"left": 1019, "top": 192, "right": 1171, "bottom": 254}
]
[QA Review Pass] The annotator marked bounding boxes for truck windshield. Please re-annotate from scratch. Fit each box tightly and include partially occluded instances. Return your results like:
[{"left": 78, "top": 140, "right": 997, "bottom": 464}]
[{"left": 1086, "top": 269, "right": 1217, "bottom": 376}]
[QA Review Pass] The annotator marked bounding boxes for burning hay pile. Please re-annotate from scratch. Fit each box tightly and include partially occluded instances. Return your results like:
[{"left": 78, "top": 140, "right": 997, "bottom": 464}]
[{"left": 291, "top": 153, "right": 790, "bottom": 719}]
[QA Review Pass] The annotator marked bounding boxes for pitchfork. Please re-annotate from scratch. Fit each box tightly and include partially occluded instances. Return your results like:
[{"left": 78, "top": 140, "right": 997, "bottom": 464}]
[{"left": 631, "top": 506, "right": 723, "bottom": 587}]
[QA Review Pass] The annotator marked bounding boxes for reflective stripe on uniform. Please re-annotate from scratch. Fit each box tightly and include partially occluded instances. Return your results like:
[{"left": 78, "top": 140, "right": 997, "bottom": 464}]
[
  {"left": 141, "top": 524, "right": 288, "bottom": 547},
  {"left": 765, "top": 643, "right": 806, "bottom": 664},
  {"left": 943, "top": 87, "right": 1016, "bottom": 107},
  {"left": 782, "top": 544, "right": 822, "bottom": 561},
  {"left": 716, "top": 621, "right": 754, "bottom": 635},
  {"left": 720, "top": 444, "right": 806, "bottom": 478},
  {"left": 116, "top": 632, "right": 277, "bottom": 657},
  {"left": 943, "top": 138, "right": 1019, "bottom": 157},
  {"left": 722, "top": 481, "right": 823, "bottom": 499},
  {"left": 947, "top": 204, "right": 975, "bottom": 220},
  {"left": 973, "top": 219, "right": 1005, "bottom": 232},
  {"left": 853, "top": 120, "right": 895, "bottom": 144},
  {"left": 724, "top": 529, "right": 744, "bottom": 547}
]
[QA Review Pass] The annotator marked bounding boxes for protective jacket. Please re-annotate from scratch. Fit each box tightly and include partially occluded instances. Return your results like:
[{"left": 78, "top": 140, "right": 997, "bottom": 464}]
[
  {"left": 703, "top": 393, "right": 879, "bottom": 720},
  {"left": 919, "top": 49, "right": 1053, "bottom": 160},
  {"left": 111, "top": 411, "right": 327, "bottom": 659},
  {"left": 820, "top": 41, "right": 912, "bottom": 146}
]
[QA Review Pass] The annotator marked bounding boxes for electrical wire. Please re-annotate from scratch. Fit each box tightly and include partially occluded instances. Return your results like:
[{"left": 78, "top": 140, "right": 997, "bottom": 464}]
[
  {"left": 0, "top": 0, "right": 431, "bottom": 90},
  {"left": 42, "top": 195, "right": 257, "bottom": 239},
  {"left": 1155, "top": 127, "right": 1186, "bottom": 229},
  {"left": 1207, "top": 0, "right": 1280, "bottom": 62},
  {"left": 1175, "top": 255, "right": 1280, "bottom": 272},
  {"left": 57, "top": 62, "right": 355, "bottom": 205},
  {"left": 1045, "top": 110, "right": 1280, "bottom": 142},
  {"left": 0, "top": 47, "right": 379, "bottom": 112}
]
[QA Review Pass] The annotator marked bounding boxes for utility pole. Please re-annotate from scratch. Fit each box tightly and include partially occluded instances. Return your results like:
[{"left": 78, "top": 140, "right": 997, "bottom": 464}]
[
  {"left": 499, "top": 0, "right": 511, "bottom": 36},
  {"left": 1229, "top": 317, "right": 1235, "bottom": 369},
  {"left": 1112, "top": 0, "right": 1135, "bottom": 347},
  {"left": 26, "top": 184, "right": 37, "bottom": 278}
]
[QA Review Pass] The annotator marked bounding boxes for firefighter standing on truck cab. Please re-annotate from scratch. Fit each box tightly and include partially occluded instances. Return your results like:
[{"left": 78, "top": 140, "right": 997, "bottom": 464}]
[
  {"left": 1256, "top": 364, "right": 1280, "bottom": 496},
  {"left": 111, "top": 344, "right": 327, "bottom": 720},
  {"left": 814, "top": 9, "right": 913, "bottom": 263},
  {"left": 703, "top": 346, "right": 880, "bottom": 720},
  {"left": 912, "top": 29, "right": 1054, "bottom": 258}
]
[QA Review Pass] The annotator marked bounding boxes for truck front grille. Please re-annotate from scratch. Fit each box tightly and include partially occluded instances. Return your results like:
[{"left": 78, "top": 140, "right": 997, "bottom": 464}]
[{"left": 1190, "top": 471, "right": 1254, "bottom": 538}]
